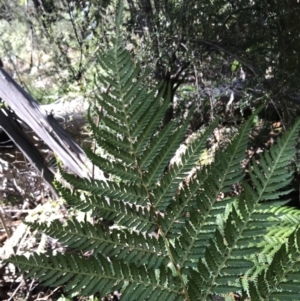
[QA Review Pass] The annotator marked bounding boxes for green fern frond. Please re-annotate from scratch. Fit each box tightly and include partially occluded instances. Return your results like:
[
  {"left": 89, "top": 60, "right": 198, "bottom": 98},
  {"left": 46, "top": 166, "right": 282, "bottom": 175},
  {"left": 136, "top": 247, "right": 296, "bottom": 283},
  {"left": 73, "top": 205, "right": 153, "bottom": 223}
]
[
  {"left": 143, "top": 116, "right": 190, "bottom": 189},
  {"left": 7, "top": 2, "right": 300, "bottom": 300},
  {"left": 248, "top": 120, "right": 300, "bottom": 202},
  {"left": 26, "top": 219, "right": 168, "bottom": 269},
  {"left": 152, "top": 117, "right": 219, "bottom": 211},
  {"left": 56, "top": 182, "right": 157, "bottom": 232},
  {"left": 134, "top": 90, "right": 172, "bottom": 155},
  {"left": 60, "top": 170, "right": 148, "bottom": 205},
  {"left": 247, "top": 226, "right": 300, "bottom": 301},
  {"left": 84, "top": 148, "right": 142, "bottom": 182},
  {"left": 169, "top": 112, "right": 256, "bottom": 267},
  {"left": 241, "top": 204, "right": 300, "bottom": 287},
  {"left": 140, "top": 120, "right": 177, "bottom": 170},
  {"left": 187, "top": 119, "right": 300, "bottom": 299},
  {"left": 271, "top": 204, "right": 300, "bottom": 227},
  {"left": 9, "top": 253, "right": 183, "bottom": 299}
]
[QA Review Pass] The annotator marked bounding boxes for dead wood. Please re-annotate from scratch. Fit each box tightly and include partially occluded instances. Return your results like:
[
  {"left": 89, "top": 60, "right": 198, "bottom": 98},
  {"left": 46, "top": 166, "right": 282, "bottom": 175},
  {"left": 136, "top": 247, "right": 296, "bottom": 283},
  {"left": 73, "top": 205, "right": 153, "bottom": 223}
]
[{"left": 0, "top": 67, "right": 105, "bottom": 196}]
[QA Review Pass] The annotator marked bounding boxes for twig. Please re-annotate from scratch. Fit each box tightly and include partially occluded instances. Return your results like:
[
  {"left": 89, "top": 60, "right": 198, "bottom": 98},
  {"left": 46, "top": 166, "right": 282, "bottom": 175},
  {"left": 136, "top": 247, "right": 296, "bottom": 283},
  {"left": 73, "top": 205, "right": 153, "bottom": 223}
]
[
  {"left": 8, "top": 280, "right": 24, "bottom": 301},
  {"left": 2, "top": 209, "right": 30, "bottom": 213},
  {"left": 0, "top": 205, "right": 11, "bottom": 238}
]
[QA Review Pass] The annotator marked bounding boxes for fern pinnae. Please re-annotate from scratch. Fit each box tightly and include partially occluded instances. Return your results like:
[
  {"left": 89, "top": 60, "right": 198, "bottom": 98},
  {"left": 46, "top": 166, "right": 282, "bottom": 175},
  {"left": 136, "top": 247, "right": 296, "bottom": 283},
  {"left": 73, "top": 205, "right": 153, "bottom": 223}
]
[
  {"left": 27, "top": 219, "right": 168, "bottom": 269},
  {"left": 116, "top": 58, "right": 133, "bottom": 83},
  {"left": 116, "top": 58, "right": 136, "bottom": 86},
  {"left": 102, "top": 88, "right": 130, "bottom": 112},
  {"left": 96, "top": 69, "right": 120, "bottom": 90},
  {"left": 161, "top": 169, "right": 214, "bottom": 239},
  {"left": 174, "top": 114, "right": 259, "bottom": 266},
  {"left": 98, "top": 51, "right": 118, "bottom": 74},
  {"left": 271, "top": 205, "right": 300, "bottom": 229},
  {"left": 133, "top": 101, "right": 168, "bottom": 151},
  {"left": 142, "top": 122, "right": 189, "bottom": 189},
  {"left": 249, "top": 227, "right": 300, "bottom": 300},
  {"left": 95, "top": 93, "right": 125, "bottom": 121},
  {"left": 122, "top": 75, "right": 146, "bottom": 104},
  {"left": 93, "top": 137, "right": 136, "bottom": 165},
  {"left": 100, "top": 113, "right": 130, "bottom": 136},
  {"left": 151, "top": 116, "right": 218, "bottom": 211},
  {"left": 140, "top": 120, "right": 177, "bottom": 169},
  {"left": 84, "top": 148, "right": 141, "bottom": 182},
  {"left": 57, "top": 182, "right": 157, "bottom": 232},
  {"left": 59, "top": 169, "right": 148, "bottom": 205},
  {"left": 122, "top": 80, "right": 142, "bottom": 107},
  {"left": 250, "top": 119, "right": 300, "bottom": 203},
  {"left": 188, "top": 204, "right": 253, "bottom": 299},
  {"left": 123, "top": 71, "right": 149, "bottom": 107},
  {"left": 88, "top": 127, "right": 132, "bottom": 152},
  {"left": 192, "top": 120, "right": 300, "bottom": 298},
  {"left": 132, "top": 87, "right": 170, "bottom": 150},
  {"left": 128, "top": 89, "right": 155, "bottom": 128}
]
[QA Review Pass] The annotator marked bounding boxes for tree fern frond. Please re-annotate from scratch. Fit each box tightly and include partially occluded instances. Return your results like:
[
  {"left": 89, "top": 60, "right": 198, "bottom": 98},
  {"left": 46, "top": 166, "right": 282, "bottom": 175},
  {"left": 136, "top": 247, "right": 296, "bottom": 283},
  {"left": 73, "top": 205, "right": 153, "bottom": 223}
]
[
  {"left": 134, "top": 87, "right": 170, "bottom": 154},
  {"left": 133, "top": 86, "right": 170, "bottom": 143},
  {"left": 115, "top": 0, "right": 124, "bottom": 28},
  {"left": 8, "top": 253, "right": 182, "bottom": 299},
  {"left": 26, "top": 219, "right": 168, "bottom": 269},
  {"left": 140, "top": 120, "right": 177, "bottom": 169},
  {"left": 92, "top": 127, "right": 132, "bottom": 152},
  {"left": 143, "top": 115, "right": 191, "bottom": 189},
  {"left": 272, "top": 205, "right": 300, "bottom": 226},
  {"left": 159, "top": 166, "right": 213, "bottom": 239},
  {"left": 132, "top": 93, "right": 168, "bottom": 137},
  {"left": 247, "top": 226, "right": 300, "bottom": 300},
  {"left": 94, "top": 94, "right": 126, "bottom": 122},
  {"left": 244, "top": 204, "right": 300, "bottom": 283},
  {"left": 185, "top": 118, "right": 300, "bottom": 299},
  {"left": 95, "top": 69, "right": 121, "bottom": 90},
  {"left": 56, "top": 183, "right": 156, "bottom": 232},
  {"left": 8, "top": 2, "right": 300, "bottom": 300},
  {"left": 167, "top": 112, "right": 256, "bottom": 264},
  {"left": 100, "top": 114, "right": 131, "bottom": 136},
  {"left": 128, "top": 90, "right": 155, "bottom": 129},
  {"left": 187, "top": 201, "right": 276, "bottom": 299},
  {"left": 152, "top": 118, "right": 219, "bottom": 211},
  {"left": 91, "top": 134, "right": 136, "bottom": 166},
  {"left": 84, "top": 148, "right": 141, "bottom": 182},
  {"left": 249, "top": 120, "right": 300, "bottom": 203},
  {"left": 123, "top": 71, "right": 149, "bottom": 107},
  {"left": 59, "top": 170, "right": 148, "bottom": 205}
]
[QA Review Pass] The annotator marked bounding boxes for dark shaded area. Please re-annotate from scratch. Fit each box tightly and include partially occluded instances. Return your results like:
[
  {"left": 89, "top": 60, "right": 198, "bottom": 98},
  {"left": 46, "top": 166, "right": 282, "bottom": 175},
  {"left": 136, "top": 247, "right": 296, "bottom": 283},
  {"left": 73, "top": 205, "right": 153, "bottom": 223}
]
[{"left": 0, "top": 128, "right": 14, "bottom": 148}]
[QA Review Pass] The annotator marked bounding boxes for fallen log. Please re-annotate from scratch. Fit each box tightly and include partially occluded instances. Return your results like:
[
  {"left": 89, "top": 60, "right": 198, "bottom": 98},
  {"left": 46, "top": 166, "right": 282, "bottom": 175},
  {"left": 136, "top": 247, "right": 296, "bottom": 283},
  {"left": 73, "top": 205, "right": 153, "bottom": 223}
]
[
  {"left": 40, "top": 95, "right": 89, "bottom": 136},
  {"left": 0, "top": 67, "right": 105, "bottom": 196}
]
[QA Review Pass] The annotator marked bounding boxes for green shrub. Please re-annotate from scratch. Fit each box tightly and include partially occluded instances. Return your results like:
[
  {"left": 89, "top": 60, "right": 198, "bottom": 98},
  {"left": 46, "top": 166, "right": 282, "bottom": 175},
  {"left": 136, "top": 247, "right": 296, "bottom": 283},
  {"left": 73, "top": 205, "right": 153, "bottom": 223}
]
[{"left": 7, "top": 2, "right": 300, "bottom": 300}]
